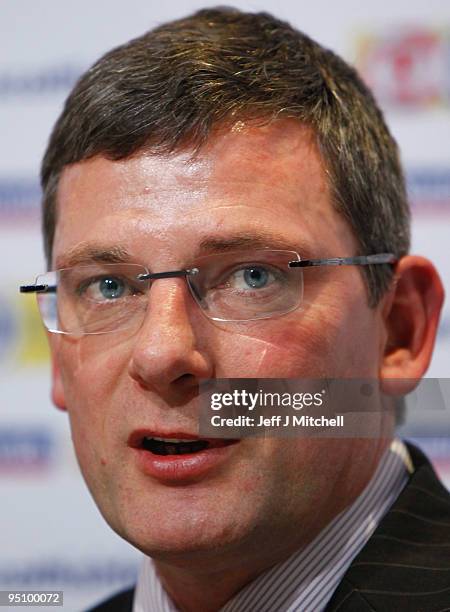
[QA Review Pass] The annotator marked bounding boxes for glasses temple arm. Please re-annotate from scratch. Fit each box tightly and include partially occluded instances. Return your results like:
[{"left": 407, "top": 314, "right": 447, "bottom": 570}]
[
  {"left": 288, "top": 254, "right": 397, "bottom": 268},
  {"left": 19, "top": 284, "right": 56, "bottom": 293}
]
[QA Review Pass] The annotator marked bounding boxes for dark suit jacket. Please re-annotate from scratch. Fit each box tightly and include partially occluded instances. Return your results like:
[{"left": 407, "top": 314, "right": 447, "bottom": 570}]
[{"left": 88, "top": 442, "right": 450, "bottom": 611}]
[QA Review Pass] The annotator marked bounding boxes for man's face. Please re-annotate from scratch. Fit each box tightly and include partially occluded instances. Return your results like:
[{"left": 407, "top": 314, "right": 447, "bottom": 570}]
[{"left": 49, "top": 120, "right": 389, "bottom": 568}]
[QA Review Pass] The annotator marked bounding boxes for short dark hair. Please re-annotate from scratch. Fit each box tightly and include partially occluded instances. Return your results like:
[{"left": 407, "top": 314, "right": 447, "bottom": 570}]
[{"left": 41, "top": 7, "right": 410, "bottom": 305}]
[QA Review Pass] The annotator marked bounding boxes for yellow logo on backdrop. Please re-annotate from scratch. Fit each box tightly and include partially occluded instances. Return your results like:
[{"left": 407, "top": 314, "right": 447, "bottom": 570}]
[{"left": 19, "top": 294, "right": 50, "bottom": 365}]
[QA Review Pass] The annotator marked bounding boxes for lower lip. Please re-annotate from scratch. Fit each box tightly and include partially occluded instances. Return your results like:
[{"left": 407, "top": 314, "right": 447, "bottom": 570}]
[{"left": 132, "top": 442, "right": 239, "bottom": 482}]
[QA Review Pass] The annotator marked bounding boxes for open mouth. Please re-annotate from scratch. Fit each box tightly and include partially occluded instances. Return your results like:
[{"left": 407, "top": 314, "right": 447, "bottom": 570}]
[
  {"left": 129, "top": 431, "right": 239, "bottom": 480},
  {"left": 131, "top": 433, "right": 238, "bottom": 457},
  {"left": 142, "top": 437, "right": 210, "bottom": 455}
]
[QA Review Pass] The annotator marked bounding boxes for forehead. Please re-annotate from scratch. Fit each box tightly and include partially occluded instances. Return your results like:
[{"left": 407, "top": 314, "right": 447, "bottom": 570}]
[{"left": 53, "top": 119, "right": 357, "bottom": 267}]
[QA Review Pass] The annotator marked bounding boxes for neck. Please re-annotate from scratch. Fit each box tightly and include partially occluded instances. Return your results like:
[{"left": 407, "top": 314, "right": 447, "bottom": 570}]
[
  {"left": 155, "top": 557, "right": 275, "bottom": 612},
  {"left": 154, "top": 525, "right": 333, "bottom": 612}
]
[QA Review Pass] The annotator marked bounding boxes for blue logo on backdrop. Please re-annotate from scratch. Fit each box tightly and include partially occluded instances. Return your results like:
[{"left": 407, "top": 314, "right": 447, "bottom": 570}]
[
  {"left": 0, "top": 296, "right": 15, "bottom": 361},
  {"left": 406, "top": 168, "right": 450, "bottom": 215},
  {"left": 0, "top": 560, "right": 138, "bottom": 588},
  {"left": 0, "top": 178, "right": 40, "bottom": 220},
  {"left": 437, "top": 313, "right": 450, "bottom": 341},
  {"left": 0, "top": 427, "right": 53, "bottom": 472},
  {"left": 0, "top": 66, "right": 81, "bottom": 98}
]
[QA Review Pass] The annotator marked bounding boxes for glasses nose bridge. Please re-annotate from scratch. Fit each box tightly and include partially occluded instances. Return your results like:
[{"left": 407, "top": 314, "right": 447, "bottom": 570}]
[
  {"left": 139, "top": 268, "right": 192, "bottom": 282},
  {"left": 140, "top": 267, "right": 201, "bottom": 315},
  {"left": 141, "top": 263, "right": 202, "bottom": 289}
]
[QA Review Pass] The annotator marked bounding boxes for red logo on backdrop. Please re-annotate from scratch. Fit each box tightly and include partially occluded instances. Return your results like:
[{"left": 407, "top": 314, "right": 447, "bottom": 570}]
[{"left": 357, "top": 28, "right": 449, "bottom": 108}]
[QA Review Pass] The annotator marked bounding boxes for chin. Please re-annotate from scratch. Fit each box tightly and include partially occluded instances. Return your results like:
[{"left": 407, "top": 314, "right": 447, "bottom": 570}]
[
  {"left": 107, "top": 500, "right": 258, "bottom": 566},
  {"left": 122, "top": 527, "right": 250, "bottom": 568}
]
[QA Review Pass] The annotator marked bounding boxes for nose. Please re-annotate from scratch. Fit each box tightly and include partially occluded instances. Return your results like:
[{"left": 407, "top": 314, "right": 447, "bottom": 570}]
[{"left": 128, "top": 278, "right": 213, "bottom": 398}]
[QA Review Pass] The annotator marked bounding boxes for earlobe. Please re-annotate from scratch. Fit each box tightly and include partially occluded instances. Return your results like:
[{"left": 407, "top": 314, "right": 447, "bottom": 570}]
[{"left": 380, "top": 255, "right": 444, "bottom": 395}]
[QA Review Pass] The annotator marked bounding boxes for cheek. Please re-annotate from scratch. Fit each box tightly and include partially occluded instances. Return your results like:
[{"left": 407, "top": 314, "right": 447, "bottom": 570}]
[
  {"left": 56, "top": 335, "right": 133, "bottom": 466},
  {"left": 60, "top": 332, "right": 132, "bottom": 397},
  {"left": 210, "top": 307, "right": 348, "bottom": 378},
  {"left": 211, "top": 290, "right": 378, "bottom": 379}
]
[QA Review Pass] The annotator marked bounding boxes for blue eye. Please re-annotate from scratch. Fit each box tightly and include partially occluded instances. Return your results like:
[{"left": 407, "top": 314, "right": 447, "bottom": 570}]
[
  {"left": 77, "top": 276, "right": 128, "bottom": 301},
  {"left": 98, "top": 277, "right": 125, "bottom": 299},
  {"left": 243, "top": 267, "right": 269, "bottom": 289},
  {"left": 224, "top": 266, "right": 274, "bottom": 291}
]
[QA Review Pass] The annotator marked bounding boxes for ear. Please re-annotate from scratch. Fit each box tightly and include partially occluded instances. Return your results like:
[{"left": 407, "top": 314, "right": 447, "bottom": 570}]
[
  {"left": 47, "top": 334, "right": 67, "bottom": 412},
  {"left": 380, "top": 255, "right": 444, "bottom": 395}
]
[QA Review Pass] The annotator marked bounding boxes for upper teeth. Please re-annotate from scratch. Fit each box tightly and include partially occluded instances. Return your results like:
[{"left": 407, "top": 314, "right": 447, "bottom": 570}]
[{"left": 146, "top": 437, "right": 199, "bottom": 443}]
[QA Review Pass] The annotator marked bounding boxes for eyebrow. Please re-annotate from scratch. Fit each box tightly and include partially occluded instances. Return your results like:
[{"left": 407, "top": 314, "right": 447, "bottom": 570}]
[
  {"left": 198, "top": 232, "right": 303, "bottom": 254},
  {"left": 55, "top": 245, "right": 131, "bottom": 269},
  {"left": 54, "top": 231, "right": 311, "bottom": 269}
]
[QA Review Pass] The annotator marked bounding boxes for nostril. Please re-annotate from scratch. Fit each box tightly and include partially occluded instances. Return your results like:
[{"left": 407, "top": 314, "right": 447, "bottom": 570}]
[
  {"left": 178, "top": 373, "right": 194, "bottom": 382},
  {"left": 174, "top": 373, "right": 199, "bottom": 398}
]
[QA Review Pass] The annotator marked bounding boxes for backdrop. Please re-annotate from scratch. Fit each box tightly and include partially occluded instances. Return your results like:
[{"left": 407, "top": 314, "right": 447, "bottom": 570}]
[{"left": 1, "top": 1, "right": 449, "bottom": 610}]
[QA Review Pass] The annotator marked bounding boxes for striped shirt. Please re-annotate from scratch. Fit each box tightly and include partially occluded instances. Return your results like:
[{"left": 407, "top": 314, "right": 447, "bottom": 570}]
[{"left": 133, "top": 438, "right": 412, "bottom": 612}]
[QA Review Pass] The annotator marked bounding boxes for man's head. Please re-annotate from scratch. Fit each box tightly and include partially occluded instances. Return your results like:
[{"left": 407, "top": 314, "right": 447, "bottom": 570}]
[
  {"left": 42, "top": 7, "right": 410, "bottom": 306},
  {"left": 40, "top": 8, "right": 443, "bottom": 575}
]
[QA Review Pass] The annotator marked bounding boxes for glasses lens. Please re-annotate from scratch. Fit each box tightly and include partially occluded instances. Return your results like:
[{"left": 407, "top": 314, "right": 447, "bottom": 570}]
[
  {"left": 187, "top": 250, "right": 303, "bottom": 321},
  {"left": 36, "top": 263, "right": 149, "bottom": 334}
]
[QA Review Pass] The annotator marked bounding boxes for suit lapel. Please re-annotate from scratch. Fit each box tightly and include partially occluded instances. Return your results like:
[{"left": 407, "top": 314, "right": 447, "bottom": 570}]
[{"left": 325, "top": 442, "right": 450, "bottom": 611}]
